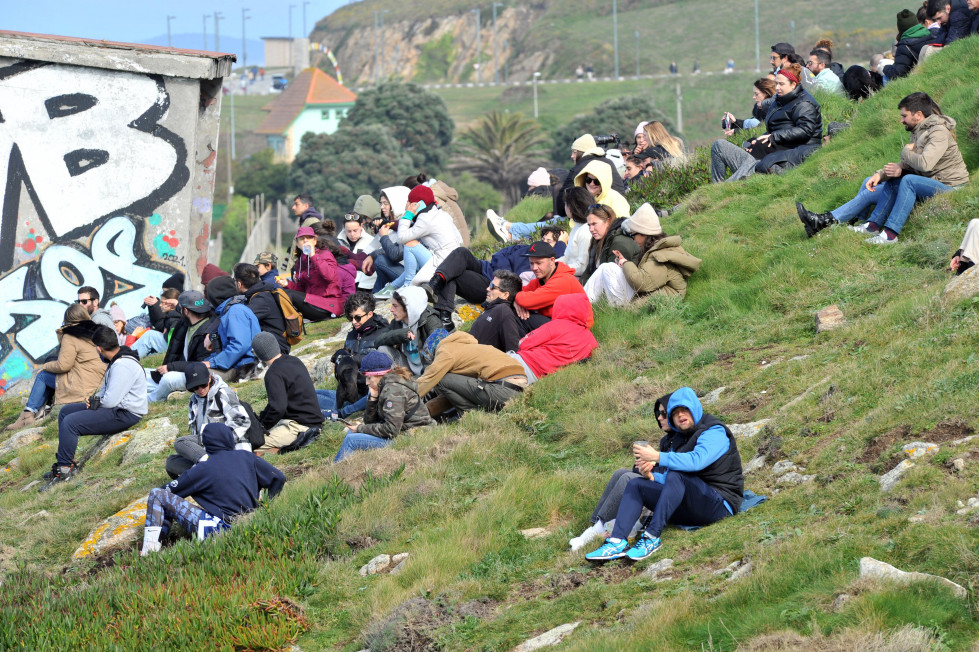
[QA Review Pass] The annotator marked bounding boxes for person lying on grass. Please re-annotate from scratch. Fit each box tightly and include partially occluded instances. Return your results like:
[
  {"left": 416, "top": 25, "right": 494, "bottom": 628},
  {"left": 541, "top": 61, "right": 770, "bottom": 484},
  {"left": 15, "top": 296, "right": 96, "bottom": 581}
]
[
  {"left": 585, "top": 387, "right": 744, "bottom": 562},
  {"left": 333, "top": 351, "right": 434, "bottom": 462},
  {"left": 141, "top": 422, "right": 285, "bottom": 555}
]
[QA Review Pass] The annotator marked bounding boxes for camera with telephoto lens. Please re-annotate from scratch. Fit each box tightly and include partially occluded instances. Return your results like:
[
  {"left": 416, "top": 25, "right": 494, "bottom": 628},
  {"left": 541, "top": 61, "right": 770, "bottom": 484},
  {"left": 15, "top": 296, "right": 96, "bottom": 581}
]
[{"left": 593, "top": 133, "right": 620, "bottom": 148}]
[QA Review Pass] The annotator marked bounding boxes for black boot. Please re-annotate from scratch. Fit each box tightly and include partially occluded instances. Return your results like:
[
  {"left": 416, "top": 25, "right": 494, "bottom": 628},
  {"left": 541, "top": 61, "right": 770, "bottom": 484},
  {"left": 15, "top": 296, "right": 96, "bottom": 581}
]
[
  {"left": 421, "top": 281, "right": 439, "bottom": 304},
  {"left": 797, "top": 202, "right": 835, "bottom": 238},
  {"left": 437, "top": 310, "right": 456, "bottom": 332}
]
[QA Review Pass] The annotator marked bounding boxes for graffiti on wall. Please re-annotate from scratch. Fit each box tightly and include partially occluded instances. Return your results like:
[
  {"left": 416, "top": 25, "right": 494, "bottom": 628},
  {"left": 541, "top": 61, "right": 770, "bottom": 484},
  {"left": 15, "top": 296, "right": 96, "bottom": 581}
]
[{"left": 0, "top": 61, "right": 192, "bottom": 395}]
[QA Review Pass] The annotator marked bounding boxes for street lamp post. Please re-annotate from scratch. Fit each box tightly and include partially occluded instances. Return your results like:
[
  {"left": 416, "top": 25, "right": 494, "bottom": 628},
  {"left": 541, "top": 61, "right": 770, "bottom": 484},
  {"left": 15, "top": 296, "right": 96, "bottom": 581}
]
[
  {"left": 503, "top": 39, "right": 509, "bottom": 83},
  {"left": 303, "top": 1, "right": 311, "bottom": 37},
  {"left": 242, "top": 8, "right": 250, "bottom": 71},
  {"left": 214, "top": 12, "right": 224, "bottom": 52},
  {"left": 471, "top": 8, "right": 481, "bottom": 84},
  {"left": 167, "top": 15, "right": 175, "bottom": 48},
  {"left": 612, "top": 0, "right": 619, "bottom": 78},
  {"left": 492, "top": 2, "right": 503, "bottom": 85},
  {"left": 754, "top": 0, "right": 761, "bottom": 72},
  {"left": 202, "top": 14, "right": 210, "bottom": 50},
  {"left": 289, "top": 4, "right": 296, "bottom": 39},
  {"left": 533, "top": 71, "right": 541, "bottom": 118},
  {"left": 373, "top": 10, "right": 379, "bottom": 84},
  {"left": 635, "top": 30, "right": 640, "bottom": 78}
]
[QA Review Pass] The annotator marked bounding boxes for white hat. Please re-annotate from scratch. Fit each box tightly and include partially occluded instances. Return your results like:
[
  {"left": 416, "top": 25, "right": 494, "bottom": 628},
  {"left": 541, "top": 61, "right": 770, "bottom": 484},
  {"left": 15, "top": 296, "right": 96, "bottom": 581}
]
[
  {"left": 571, "top": 134, "right": 597, "bottom": 152},
  {"left": 527, "top": 167, "right": 550, "bottom": 187},
  {"left": 621, "top": 203, "right": 663, "bottom": 236},
  {"left": 634, "top": 121, "right": 649, "bottom": 136}
]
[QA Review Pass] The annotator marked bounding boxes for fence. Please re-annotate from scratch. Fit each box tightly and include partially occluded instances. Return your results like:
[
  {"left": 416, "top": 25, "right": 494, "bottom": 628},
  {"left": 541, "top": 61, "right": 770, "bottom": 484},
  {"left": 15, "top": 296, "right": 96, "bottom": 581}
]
[{"left": 239, "top": 196, "right": 295, "bottom": 266}]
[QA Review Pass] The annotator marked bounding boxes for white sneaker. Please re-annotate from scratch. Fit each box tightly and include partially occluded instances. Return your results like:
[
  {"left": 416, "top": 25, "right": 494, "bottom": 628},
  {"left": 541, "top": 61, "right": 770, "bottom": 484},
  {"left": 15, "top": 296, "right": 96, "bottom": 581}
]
[
  {"left": 865, "top": 232, "right": 898, "bottom": 245},
  {"left": 374, "top": 283, "right": 397, "bottom": 299},
  {"left": 485, "top": 209, "right": 510, "bottom": 243},
  {"left": 849, "top": 222, "right": 874, "bottom": 233}
]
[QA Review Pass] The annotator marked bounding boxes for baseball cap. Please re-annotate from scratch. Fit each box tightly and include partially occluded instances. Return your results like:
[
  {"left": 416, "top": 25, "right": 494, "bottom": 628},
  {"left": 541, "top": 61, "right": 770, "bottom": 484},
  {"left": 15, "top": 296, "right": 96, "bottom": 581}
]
[
  {"left": 184, "top": 362, "right": 211, "bottom": 390},
  {"left": 253, "top": 251, "right": 278, "bottom": 266},
  {"left": 522, "top": 241, "right": 557, "bottom": 258},
  {"left": 178, "top": 290, "right": 213, "bottom": 314}
]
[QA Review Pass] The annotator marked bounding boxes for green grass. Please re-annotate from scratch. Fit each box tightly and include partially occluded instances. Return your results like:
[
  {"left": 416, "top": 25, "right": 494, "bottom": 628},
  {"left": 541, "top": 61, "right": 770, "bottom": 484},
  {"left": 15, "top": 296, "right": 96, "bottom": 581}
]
[{"left": 3, "top": 37, "right": 979, "bottom": 651}]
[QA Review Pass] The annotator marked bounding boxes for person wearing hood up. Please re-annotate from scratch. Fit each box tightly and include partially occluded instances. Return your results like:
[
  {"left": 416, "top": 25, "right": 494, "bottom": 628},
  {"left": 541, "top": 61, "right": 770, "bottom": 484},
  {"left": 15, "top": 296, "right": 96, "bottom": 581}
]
[
  {"left": 375, "top": 286, "right": 444, "bottom": 376},
  {"left": 559, "top": 134, "right": 627, "bottom": 216},
  {"left": 44, "top": 326, "right": 147, "bottom": 485},
  {"left": 797, "top": 92, "right": 969, "bottom": 244},
  {"left": 6, "top": 304, "right": 105, "bottom": 432},
  {"left": 584, "top": 203, "right": 701, "bottom": 305},
  {"left": 164, "top": 362, "right": 253, "bottom": 479},
  {"left": 513, "top": 293, "right": 598, "bottom": 382},
  {"left": 586, "top": 387, "right": 744, "bottom": 562},
  {"left": 570, "top": 393, "right": 673, "bottom": 551},
  {"left": 204, "top": 276, "right": 260, "bottom": 382},
  {"left": 363, "top": 187, "right": 409, "bottom": 292},
  {"left": 573, "top": 160, "right": 631, "bottom": 219},
  {"left": 395, "top": 184, "right": 464, "bottom": 285},
  {"left": 333, "top": 351, "right": 434, "bottom": 462},
  {"left": 140, "top": 422, "right": 286, "bottom": 555}
]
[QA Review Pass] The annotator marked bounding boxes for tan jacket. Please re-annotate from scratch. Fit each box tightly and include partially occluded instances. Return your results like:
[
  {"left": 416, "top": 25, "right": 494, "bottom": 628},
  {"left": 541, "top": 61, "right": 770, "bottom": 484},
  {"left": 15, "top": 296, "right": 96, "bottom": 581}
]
[
  {"left": 431, "top": 180, "right": 470, "bottom": 247},
  {"left": 42, "top": 330, "right": 106, "bottom": 404},
  {"left": 417, "top": 332, "right": 525, "bottom": 396},
  {"left": 887, "top": 114, "right": 969, "bottom": 187},
  {"left": 622, "top": 236, "right": 701, "bottom": 298}
]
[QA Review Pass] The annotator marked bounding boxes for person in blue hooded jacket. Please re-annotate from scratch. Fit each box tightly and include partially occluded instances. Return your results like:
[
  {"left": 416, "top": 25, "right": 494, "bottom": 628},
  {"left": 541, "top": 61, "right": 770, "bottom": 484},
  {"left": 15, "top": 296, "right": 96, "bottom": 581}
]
[
  {"left": 586, "top": 387, "right": 744, "bottom": 562},
  {"left": 140, "top": 422, "right": 286, "bottom": 555},
  {"left": 203, "top": 276, "right": 260, "bottom": 382}
]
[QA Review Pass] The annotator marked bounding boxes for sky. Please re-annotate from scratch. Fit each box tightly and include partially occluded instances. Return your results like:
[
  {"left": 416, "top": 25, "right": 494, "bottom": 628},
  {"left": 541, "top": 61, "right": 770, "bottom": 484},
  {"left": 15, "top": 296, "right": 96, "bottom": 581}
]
[{"left": 4, "top": 0, "right": 349, "bottom": 52}]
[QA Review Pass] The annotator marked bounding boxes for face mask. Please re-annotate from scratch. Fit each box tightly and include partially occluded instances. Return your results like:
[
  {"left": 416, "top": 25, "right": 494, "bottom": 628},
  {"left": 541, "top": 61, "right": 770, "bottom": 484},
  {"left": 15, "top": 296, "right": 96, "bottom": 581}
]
[{"left": 302, "top": 244, "right": 312, "bottom": 255}]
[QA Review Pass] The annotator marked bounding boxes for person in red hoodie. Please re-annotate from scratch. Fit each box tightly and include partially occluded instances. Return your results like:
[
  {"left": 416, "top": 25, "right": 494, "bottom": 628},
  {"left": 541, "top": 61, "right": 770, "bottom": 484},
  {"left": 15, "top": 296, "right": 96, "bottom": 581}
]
[
  {"left": 514, "top": 240, "right": 588, "bottom": 333},
  {"left": 276, "top": 226, "right": 344, "bottom": 321},
  {"left": 511, "top": 293, "right": 598, "bottom": 382}
]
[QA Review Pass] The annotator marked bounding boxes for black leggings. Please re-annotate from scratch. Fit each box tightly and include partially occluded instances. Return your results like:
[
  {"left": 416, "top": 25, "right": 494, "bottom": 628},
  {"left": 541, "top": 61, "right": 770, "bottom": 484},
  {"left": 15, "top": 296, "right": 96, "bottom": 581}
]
[
  {"left": 283, "top": 289, "right": 336, "bottom": 321},
  {"left": 433, "top": 248, "right": 490, "bottom": 312}
]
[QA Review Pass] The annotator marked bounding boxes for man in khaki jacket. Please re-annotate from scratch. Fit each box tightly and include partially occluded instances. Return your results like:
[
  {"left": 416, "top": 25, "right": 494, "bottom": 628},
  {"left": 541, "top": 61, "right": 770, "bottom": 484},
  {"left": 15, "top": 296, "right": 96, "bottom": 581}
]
[
  {"left": 417, "top": 331, "right": 527, "bottom": 413},
  {"left": 797, "top": 92, "right": 969, "bottom": 244}
]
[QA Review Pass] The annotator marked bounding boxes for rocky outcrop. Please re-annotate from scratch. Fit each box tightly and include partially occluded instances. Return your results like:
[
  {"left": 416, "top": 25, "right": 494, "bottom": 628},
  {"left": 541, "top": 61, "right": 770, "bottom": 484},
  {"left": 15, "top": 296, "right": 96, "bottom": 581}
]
[
  {"left": 0, "top": 427, "right": 43, "bottom": 458},
  {"left": 73, "top": 496, "right": 147, "bottom": 560},
  {"left": 859, "top": 557, "right": 966, "bottom": 598},
  {"left": 123, "top": 418, "right": 179, "bottom": 465}
]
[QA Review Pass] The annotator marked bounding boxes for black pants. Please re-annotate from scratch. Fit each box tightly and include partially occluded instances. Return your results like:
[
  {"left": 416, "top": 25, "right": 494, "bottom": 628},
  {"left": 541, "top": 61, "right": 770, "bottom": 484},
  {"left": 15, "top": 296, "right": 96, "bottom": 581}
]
[
  {"left": 519, "top": 312, "right": 550, "bottom": 335},
  {"left": 433, "top": 248, "right": 490, "bottom": 313},
  {"left": 283, "top": 288, "right": 335, "bottom": 321}
]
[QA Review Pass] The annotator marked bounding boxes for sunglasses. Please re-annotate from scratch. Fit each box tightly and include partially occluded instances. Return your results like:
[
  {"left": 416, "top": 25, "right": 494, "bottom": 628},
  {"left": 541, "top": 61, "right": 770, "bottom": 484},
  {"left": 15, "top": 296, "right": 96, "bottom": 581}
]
[
  {"left": 488, "top": 282, "right": 500, "bottom": 290},
  {"left": 76, "top": 298, "right": 97, "bottom": 305},
  {"left": 584, "top": 176, "right": 601, "bottom": 185},
  {"left": 350, "top": 312, "right": 369, "bottom": 323},
  {"left": 344, "top": 213, "right": 363, "bottom": 223},
  {"left": 656, "top": 410, "right": 667, "bottom": 419}
]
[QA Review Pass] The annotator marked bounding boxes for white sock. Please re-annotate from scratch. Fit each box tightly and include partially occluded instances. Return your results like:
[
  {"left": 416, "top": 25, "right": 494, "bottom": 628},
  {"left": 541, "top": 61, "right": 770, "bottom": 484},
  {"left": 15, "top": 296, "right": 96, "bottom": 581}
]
[
  {"left": 629, "top": 519, "right": 642, "bottom": 538},
  {"left": 570, "top": 521, "right": 607, "bottom": 550},
  {"left": 141, "top": 526, "right": 163, "bottom": 556}
]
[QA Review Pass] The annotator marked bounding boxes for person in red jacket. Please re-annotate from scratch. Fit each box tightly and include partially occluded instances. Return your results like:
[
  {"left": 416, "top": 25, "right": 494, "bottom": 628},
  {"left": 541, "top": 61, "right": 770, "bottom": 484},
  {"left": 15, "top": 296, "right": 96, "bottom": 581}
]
[
  {"left": 512, "top": 293, "right": 598, "bottom": 381},
  {"left": 277, "top": 226, "right": 344, "bottom": 320},
  {"left": 514, "top": 240, "right": 588, "bottom": 333}
]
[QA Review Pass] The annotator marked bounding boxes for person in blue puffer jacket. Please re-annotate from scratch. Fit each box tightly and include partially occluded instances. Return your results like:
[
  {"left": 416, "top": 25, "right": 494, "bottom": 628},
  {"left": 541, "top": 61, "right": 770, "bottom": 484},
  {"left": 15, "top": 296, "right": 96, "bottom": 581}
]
[
  {"left": 204, "top": 276, "right": 260, "bottom": 382},
  {"left": 586, "top": 387, "right": 744, "bottom": 562}
]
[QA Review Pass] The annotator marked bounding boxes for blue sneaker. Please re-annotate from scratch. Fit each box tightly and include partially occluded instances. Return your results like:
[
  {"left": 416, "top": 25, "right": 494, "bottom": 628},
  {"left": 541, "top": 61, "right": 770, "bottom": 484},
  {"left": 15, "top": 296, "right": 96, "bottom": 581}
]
[
  {"left": 625, "top": 534, "right": 661, "bottom": 561},
  {"left": 584, "top": 538, "right": 629, "bottom": 561}
]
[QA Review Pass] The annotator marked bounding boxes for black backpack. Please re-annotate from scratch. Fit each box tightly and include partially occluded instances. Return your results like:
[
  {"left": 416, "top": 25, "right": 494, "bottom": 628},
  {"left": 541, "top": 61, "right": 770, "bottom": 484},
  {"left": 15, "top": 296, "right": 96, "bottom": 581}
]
[{"left": 215, "top": 394, "right": 267, "bottom": 448}]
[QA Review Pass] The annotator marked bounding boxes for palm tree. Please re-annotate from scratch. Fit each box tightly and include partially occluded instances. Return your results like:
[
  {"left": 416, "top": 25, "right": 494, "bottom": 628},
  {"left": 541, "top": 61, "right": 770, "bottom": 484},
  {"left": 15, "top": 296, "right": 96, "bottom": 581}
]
[{"left": 451, "top": 111, "right": 551, "bottom": 210}]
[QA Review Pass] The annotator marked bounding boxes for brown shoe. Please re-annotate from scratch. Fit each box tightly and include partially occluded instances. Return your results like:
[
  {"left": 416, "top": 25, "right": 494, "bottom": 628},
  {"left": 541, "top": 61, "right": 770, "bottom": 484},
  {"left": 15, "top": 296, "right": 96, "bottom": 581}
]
[{"left": 5, "top": 410, "right": 35, "bottom": 431}]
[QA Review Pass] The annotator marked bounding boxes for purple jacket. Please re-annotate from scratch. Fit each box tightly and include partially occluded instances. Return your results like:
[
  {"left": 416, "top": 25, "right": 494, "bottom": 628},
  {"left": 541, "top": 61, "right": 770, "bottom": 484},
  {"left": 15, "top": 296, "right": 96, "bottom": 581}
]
[{"left": 287, "top": 249, "right": 343, "bottom": 316}]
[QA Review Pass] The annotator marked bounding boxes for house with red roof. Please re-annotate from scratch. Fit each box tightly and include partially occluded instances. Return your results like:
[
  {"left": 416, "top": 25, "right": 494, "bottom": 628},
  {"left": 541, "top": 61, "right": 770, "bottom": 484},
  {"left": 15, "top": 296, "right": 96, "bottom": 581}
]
[{"left": 255, "top": 67, "right": 357, "bottom": 163}]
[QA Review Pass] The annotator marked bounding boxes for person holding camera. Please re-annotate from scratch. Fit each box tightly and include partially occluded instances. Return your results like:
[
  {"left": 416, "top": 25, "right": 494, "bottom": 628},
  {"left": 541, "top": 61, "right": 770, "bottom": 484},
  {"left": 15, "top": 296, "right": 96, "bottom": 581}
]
[
  {"left": 44, "top": 325, "right": 147, "bottom": 484},
  {"left": 710, "top": 63, "right": 822, "bottom": 183},
  {"left": 362, "top": 187, "right": 409, "bottom": 292}
]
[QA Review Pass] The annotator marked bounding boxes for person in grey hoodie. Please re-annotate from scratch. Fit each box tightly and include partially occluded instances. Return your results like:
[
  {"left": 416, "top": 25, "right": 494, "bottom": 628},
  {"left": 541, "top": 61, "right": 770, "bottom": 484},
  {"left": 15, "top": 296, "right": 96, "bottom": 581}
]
[{"left": 45, "top": 325, "right": 148, "bottom": 484}]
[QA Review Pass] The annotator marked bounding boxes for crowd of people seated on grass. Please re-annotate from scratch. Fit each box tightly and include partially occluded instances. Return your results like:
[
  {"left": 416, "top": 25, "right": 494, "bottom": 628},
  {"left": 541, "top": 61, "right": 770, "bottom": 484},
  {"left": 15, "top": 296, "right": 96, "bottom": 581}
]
[{"left": 5, "top": 12, "right": 978, "bottom": 559}]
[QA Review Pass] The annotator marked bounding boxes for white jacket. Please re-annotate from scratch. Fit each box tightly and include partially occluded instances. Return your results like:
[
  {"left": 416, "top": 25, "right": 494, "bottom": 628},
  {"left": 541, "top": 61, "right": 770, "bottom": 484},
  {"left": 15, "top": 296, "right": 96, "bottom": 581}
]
[
  {"left": 339, "top": 231, "right": 376, "bottom": 290},
  {"left": 559, "top": 221, "right": 591, "bottom": 277},
  {"left": 397, "top": 206, "right": 463, "bottom": 257}
]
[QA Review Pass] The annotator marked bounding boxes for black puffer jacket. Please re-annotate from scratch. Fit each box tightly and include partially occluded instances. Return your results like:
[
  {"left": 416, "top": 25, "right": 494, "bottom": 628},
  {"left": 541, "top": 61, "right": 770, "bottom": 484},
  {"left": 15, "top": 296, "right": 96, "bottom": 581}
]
[
  {"left": 162, "top": 314, "right": 221, "bottom": 372},
  {"left": 765, "top": 85, "right": 822, "bottom": 149},
  {"left": 883, "top": 33, "right": 933, "bottom": 80}
]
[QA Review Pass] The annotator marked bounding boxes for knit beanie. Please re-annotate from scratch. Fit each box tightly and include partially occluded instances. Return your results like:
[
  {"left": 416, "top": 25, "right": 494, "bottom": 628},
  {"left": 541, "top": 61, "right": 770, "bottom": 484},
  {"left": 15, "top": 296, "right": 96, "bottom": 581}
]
[
  {"left": 205, "top": 276, "right": 238, "bottom": 306},
  {"left": 359, "top": 350, "right": 393, "bottom": 376},
  {"left": 200, "top": 263, "right": 229, "bottom": 285},
  {"left": 109, "top": 305, "right": 126, "bottom": 322},
  {"left": 896, "top": 9, "right": 917, "bottom": 38},
  {"left": 571, "top": 134, "right": 597, "bottom": 153},
  {"left": 162, "top": 272, "right": 185, "bottom": 291},
  {"left": 251, "top": 332, "right": 280, "bottom": 363},
  {"left": 527, "top": 167, "right": 550, "bottom": 188},
  {"left": 634, "top": 121, "right": 649, "bottom": 136},
  {"left": 407, "top": 184, "right": 435, "bottom": 206}
]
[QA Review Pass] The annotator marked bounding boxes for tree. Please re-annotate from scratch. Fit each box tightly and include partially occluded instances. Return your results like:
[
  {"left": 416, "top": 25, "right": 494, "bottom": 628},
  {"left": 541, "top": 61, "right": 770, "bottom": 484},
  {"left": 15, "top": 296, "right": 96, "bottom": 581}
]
[
  {"left": 342, "top": 82, "right": 455, "bottom": 174},
  {"left": 550, "top": 95, "right": 676, "bottom": 165},
  {"left": 288, "top": 125, "right": 415, "bottom": 220},
  {"left": 233, "top": 149, "right": 289, "bottom": 200},
  {"left": 440, "top": 172, "right": 503, "bottom": 233},
  {"left": 451, "top": 111, "right": 551, "bottom": 210}
]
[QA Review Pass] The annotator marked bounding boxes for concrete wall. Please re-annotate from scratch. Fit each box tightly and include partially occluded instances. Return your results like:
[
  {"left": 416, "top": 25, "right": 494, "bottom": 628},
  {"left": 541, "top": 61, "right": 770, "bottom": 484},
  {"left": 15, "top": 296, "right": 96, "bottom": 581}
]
[{"left": 0, "top": 31, "right": 234, "bottom": 397}]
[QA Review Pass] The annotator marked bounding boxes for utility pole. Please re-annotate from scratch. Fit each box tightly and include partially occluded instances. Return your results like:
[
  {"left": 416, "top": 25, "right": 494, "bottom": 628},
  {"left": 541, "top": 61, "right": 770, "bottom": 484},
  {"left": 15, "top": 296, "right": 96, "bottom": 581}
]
[
  {"left": 533, "top": 71, "right": 541, "bottom": 118},
  {"left": 167, "top": 15, "right": 175, "bottom": 48},
  {"left": 634, "top": 30, "right": 640, "bottom": 78},
  {"left": 471, "top": 8, "right": 481, "bottom": 84},
  {"left": 214, "top": 12, "right": 223, "bottom": 52},
  {"left": 492, "top": 2, "right": 503, "bottom": 84},
  {"left": 242, "top": 8, "right": 250, "bottom": 71},
  {"left": 203, "top": 14, "right": 210, "bottom": 50},
  {"left": 303, "top": 0, "right": 311, "bottom": 36},
  {"left": 754, "top": 0, "right": 761, "bottom": 72},
  {"left": 230, "top": 88, "right": 236, "bottom": 161},
  {"left": 675, "top": 80, "right": 683, "bottom": 134},
  {"left": 289, "top": 4, "right": 297, "bottom": 69},
  {"left": 379, "top": 10, "right": 388, "bottom": 79},
  {"left": 790, "top": 20, "right": 795, "bottom": 46},
  {"left": 503, "top": 39, "right": 509, "bottom": 83},
  {"left": 612, "top": 0, "right": 619, "bottom": 79}
]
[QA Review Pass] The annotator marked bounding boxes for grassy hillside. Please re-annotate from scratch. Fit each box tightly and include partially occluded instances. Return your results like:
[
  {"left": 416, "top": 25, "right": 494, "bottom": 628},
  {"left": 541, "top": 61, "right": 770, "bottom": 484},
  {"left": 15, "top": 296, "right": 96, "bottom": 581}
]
[{"left": 3, "top": 37, "right": 979, "bottom": 650}]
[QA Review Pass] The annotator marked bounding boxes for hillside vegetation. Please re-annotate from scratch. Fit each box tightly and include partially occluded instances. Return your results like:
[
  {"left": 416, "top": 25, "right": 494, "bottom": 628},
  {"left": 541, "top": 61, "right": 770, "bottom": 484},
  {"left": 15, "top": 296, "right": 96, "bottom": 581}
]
[{"left": 3, "top": 37, "right": 979, "bottom": 650}]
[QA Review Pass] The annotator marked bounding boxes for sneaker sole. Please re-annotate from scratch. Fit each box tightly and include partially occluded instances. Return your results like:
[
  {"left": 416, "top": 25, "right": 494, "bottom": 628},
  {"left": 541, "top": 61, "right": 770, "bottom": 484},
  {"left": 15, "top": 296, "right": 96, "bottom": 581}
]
[
  {"left": 585, "top": 551, "right": 628, "bottom": 561},
  {"left": 486, "top": 217, "right": 507, "bottom": 243}
]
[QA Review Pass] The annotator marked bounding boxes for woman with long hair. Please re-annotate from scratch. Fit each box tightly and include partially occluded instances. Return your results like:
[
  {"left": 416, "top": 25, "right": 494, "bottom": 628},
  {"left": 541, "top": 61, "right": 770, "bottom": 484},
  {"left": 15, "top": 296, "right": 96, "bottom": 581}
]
[
  {"left": 638, "top": 121, "right": 686, "bottom": 165},
  {"left": 581, "top": 203, "right": 641, "bottom": 286},
  {"left": 721, "top": 78, "right": 776, "bottom": 134},
  {"left": 278, "top": 227, "right": 345, "bottom": 321}
]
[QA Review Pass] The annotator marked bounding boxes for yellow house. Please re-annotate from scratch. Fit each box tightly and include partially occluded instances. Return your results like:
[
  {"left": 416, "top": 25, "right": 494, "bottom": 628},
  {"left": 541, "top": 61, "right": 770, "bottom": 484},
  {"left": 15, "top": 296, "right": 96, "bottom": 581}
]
[{"left": 255, "top": 67, "right": 357, "bottom": 163}]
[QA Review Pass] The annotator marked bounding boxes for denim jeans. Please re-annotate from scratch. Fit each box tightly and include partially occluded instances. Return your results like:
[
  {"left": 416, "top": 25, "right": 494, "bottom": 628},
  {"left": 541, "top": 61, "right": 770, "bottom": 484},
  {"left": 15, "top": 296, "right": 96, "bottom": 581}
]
[
  {"left": 392, "top": 243, "right": 432, "bottom": 288},
  {"left": 831, "top": 174, "right": 956, "bottom": 234},
  {"left": 26, "top": 370, "right": 57, "bottom": 413},
  {"left": 316, "top": 390, "right": 367, "bottom": 417},
  {"left": 334, "top": 430, "right": 390, "bottom": 462},
  {"left": 509, "top": 215, "right": 562, "bottom": 240},
  {"left": 372, "top": 254, "right": 404, "bottom": 291},
  {"left": 57, "top": 402, "right": 142, "bottom": 465},
  {"left": 146, "top": 369, "right": 187, "bottom": 403},
  {"left": 133, "top": 330, "right": 168, "bottom": 358},
  {"left": 610, "top": 472, "right": 732, "bottom": 540}
]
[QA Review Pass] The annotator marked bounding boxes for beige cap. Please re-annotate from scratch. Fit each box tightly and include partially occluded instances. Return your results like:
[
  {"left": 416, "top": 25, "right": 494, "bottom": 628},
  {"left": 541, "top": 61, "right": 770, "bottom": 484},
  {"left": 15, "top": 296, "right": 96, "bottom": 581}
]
[
  {"left": 571, "top": 133, "right": 597, "bottom": 152},
  {"left": 621, "top": 203, "right": 663, "bottom": 236}
]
